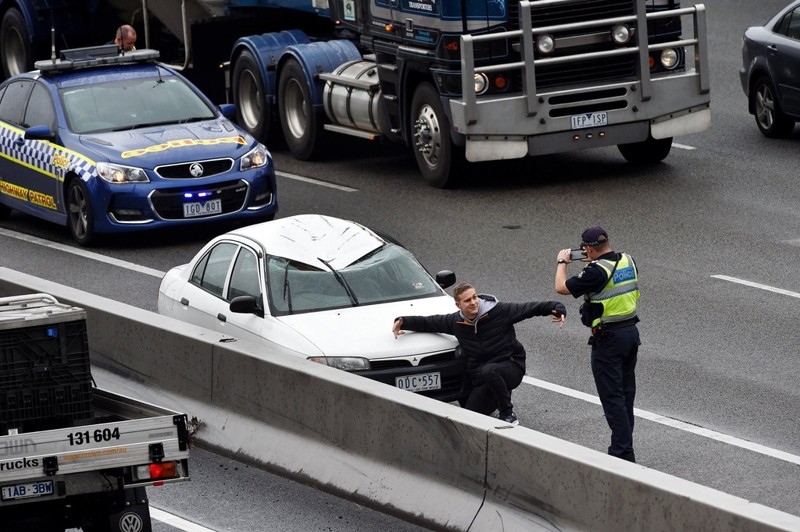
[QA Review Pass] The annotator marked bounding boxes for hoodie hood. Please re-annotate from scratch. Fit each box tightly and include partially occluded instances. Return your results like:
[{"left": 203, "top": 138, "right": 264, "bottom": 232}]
[{"left": 459, "top": 293, "right": 498, "bottom": 333}]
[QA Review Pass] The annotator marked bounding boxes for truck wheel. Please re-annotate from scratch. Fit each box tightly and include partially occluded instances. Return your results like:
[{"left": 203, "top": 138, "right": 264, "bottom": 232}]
[
  {"left": 1, "top": 8, "right": 31, "bottom": 80},
  {"left": 67, "top": 179, "right": 96, "bottom": 246},
  {"left": 410, "top": 82, "right": 463, "bottom": 188},
  {"left": 233, "top": 50, "right": 272, "bottom": 142},
  {"left": 752, "top": 75, "right": 795, "bottom": 138},
  {"left": 278, "top": 58, "right": 322, "bottom": 160},
  {"left": 618, "top": 136, "right": 672, "bottom": 164}
]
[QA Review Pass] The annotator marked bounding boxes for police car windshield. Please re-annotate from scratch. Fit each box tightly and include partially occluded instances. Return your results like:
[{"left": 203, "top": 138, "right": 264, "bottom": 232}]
[{"left": 61, "top": 76, "right": 216, "bottom": 134}]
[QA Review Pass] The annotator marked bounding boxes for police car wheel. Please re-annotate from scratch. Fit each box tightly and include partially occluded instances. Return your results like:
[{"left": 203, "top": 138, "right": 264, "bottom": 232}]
[
  {"left": 278, "top": 58, "right": 322, "bottom": 160},
  {"left": 752, "top": 76, "right": 795, "bottom": 138},
  {"left": 410, "top": 82, "right": 463, "bottom": 188},
  {"left": 67, "top": 179, "right": 96, "bottom": 246}
]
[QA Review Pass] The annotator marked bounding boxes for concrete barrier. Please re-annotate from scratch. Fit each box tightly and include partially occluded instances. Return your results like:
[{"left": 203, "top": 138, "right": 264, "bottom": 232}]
[{"left": 1, "top": 266, "right": 798, "bottom": 531}]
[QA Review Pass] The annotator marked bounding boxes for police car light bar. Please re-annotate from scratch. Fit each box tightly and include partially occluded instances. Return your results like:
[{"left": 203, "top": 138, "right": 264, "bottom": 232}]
[{"left": 34, "top": 47, "right": 160, "bottom": 73}]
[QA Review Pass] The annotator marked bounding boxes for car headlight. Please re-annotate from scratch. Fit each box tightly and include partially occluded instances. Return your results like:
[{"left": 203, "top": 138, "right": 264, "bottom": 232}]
[
  {"left": 96, "top": 162, "right": 149, "bottom": 183},
  {"left": 307, "top": 356, "right": 371, "bottom": 371},
  {"left": 240, "top": 144, "right": 269, "bottom": 171},
  {"left": 660, "top": 48, "right": 679, "bottom": 70}
]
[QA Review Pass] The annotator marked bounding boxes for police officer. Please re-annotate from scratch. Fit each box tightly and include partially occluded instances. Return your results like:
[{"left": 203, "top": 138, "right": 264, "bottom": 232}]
[{"left": 554, "top": 226, "right": 640, "bottom": 462}]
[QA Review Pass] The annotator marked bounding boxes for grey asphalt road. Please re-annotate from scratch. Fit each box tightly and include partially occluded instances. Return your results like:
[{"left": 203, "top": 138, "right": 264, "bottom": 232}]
[{"left": 5, "top": 1, "right": 800, "bottom": 529}]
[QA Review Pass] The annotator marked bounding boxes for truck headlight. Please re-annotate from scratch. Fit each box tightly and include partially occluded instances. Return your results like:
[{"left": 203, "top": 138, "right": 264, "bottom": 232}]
[
  {"left": 536, "top": 34, "right": 555, "bottom": 55},
  {"left": 240, "top": 144, "right": 269, "bottom": 171},
  {"left": 473, "top": 73, "right": 488, "bottom": 95},
  {"left": 96, "top": 162, "right": 149, "bottom": 183},
  {"left": 660, "top": 48, "right": 679, "bottom": 69},
  {"left": 307, "top": 356, "right": 370, "bottom": 371},
  {"left": 611, "top": 24, "right": 632, "bottom": 45}
]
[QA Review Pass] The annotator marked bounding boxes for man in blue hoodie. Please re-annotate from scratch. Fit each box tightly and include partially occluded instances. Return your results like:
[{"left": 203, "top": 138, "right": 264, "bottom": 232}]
[{"left": 393, "top": 283, "right": 566, "bottom": 424}]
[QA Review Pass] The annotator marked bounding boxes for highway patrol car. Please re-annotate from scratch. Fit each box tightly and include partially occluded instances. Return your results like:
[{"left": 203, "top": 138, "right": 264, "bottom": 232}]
[{"left": 0, "top": 46, "right": 277, "bottom": 245}]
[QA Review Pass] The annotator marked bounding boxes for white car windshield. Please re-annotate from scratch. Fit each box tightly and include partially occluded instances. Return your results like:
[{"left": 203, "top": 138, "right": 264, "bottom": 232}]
[
  {"left": 267, "top": 243, "right": 442, "bottom": 315},
  {"left": 60, "top": 76, "right": 216, "bottom": 134}
]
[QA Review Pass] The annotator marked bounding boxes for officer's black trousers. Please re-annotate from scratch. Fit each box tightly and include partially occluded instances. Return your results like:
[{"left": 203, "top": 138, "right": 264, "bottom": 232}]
[{"left": 591, "top": 324, "right": 640, "bottom": 462}]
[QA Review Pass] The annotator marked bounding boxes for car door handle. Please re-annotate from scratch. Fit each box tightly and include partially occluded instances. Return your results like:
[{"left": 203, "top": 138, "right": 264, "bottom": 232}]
[
  {"left": 217, "top": 313, "right": 227, "bottom": 323},
  {"left": 768, "top": 44, "right": 778, "bottom": 54},
  {"left": 180, "top": 297, "right": 189, "bottom": 306}
]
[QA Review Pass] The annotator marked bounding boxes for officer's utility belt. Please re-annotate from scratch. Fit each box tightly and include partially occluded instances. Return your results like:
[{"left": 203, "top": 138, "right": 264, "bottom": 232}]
[{"left": 591, "top": 317, "right": 639, "bottom": 336}]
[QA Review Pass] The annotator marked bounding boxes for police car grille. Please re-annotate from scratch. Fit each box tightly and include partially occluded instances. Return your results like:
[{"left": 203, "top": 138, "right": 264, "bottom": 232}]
[
  {"left": 155, "top": 158, "right": 234, "bottom": 179},
  {"left": 150, "top": 179, "right": 248, "bottom": 220}
]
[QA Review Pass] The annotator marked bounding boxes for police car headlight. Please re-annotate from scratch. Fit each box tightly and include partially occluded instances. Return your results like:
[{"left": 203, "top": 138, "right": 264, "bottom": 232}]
[
  {"left": 307, "top": 356, "right": 370, "bottom": 371},
  {"left": 96, "top": 162, "right": 149, "bottom": 183},
  {"left": 240, "top": 144, "right": 269, "bottom": 171}
]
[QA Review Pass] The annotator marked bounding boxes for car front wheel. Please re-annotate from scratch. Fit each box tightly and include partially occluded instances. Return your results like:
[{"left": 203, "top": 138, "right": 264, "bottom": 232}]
[
  {"left": 67, "top": 179, "right": 96, "bottom": 246},
  {"left": 753, "top": 76, "right": 795, "bottom": 138}
]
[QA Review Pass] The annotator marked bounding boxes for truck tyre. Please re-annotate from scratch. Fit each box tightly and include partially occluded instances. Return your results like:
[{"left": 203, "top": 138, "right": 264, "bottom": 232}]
[
  {"left": 617, "top": 136, "right": 672, "bottom": 164},
  {"left": 752, "top": 75, "right": 795, "bottom": 138},
  {"left": 278, "top": 58, "right": 322, "bottom": 160},
  {"left": 67, "top": 178, "right": 96, "bottom": 246},
  {"left": 1, "top": 7, "right": 31, "bottom": 80},
  {"left": 233, "top": 50, "right": 272, "bottom": 142},
  {"left": 410, "top": 82, "right": 463, "bottom": 188}
]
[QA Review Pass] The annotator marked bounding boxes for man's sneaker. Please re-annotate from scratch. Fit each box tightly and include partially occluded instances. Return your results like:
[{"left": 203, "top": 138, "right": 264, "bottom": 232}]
[{"left": 500, "top": 411, "right": 519, "bottom": 425}]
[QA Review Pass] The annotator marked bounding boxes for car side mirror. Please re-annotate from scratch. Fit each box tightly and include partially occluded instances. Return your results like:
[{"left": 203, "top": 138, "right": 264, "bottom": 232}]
[
  {"left": 229, "top": 295, "right": 263, "bottom": 317},
  {"left": 435, "top": 270, "right": 456, "bottom": 289},
  {"left": 24, "top": 125, "right": 55, "bottom": 141},
  {"left": 219, "top": 103, "right": 237, "bottom": 121}
]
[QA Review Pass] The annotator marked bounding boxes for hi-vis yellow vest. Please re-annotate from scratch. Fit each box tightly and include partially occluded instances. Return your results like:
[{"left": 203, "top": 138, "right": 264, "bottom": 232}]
[{"left": 585, "top": 253, "right": 639, "bottom": 328}]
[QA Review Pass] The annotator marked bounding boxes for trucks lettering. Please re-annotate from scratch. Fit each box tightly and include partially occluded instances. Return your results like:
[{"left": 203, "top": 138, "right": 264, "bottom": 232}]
[
  {"left": 0, "top": 457, "right": 40, "bottom": 471},
  {"left": 121, "top": 136, "right": 247, "bottom": 159}
]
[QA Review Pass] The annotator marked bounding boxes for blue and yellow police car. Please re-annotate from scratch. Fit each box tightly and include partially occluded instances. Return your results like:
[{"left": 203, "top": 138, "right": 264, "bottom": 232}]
[{"left": 0, "top": 46, "right": 277, "bottom": 245}]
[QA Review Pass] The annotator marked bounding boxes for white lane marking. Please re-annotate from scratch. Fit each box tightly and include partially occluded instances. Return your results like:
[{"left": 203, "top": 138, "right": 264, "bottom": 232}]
[
  {"left": 150, "top": 506, "right": 217, "bottom": 531},
  {"left": 711, "top": 274, "right": 800, "bottom": 299},
  {"left": 523, "top": 376, "right": 800, "bottom": 466},
  {"left": 276, "top": 170, "right": 358, "bottom": 192},
  {"left": 0, "top": 227, "right": 165, "bottom": 278},
  {"left": 672, "top": 142, "right": 696, "bottom": 150}
]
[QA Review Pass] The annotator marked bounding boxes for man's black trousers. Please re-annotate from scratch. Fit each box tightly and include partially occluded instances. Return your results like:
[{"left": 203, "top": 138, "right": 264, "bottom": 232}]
[{"left": 462, "top": 359, "right": 525, "bottom": 416}]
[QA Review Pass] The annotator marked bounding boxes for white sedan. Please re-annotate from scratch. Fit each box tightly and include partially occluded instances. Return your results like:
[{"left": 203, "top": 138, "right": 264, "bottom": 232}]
[{"left": 158, "top": 214, "right": 465, "bottom": 401}]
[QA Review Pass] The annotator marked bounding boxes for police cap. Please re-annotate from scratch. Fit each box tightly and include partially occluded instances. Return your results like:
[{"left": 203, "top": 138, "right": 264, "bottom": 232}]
[{"left": 581, "top": 226, "right": 608, "bottom": 247}]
